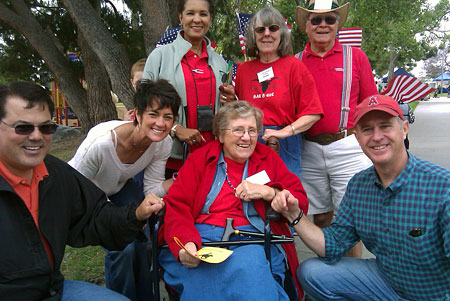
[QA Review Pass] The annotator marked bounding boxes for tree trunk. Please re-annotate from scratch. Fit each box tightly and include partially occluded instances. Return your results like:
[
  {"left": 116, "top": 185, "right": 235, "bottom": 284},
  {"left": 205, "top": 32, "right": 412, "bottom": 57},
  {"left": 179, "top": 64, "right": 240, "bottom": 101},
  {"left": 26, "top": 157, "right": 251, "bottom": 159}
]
[
  {"left": 140, "top": 0, "right": 171, "bottom": 55},
  {"left": 77, "top": 31, "right": 117, "bottom": 126},
  {"left": 0, "top": 0, "right": 93, "bottom": 132},
  {"left": 62, "top": 0, "right": 135, "bottom": 110},
  {"left": 387, "top": 50, "right": 399, "bottom": 83},
  {"left": 167, "top": 0, "right": 180, "bottom": 28}
]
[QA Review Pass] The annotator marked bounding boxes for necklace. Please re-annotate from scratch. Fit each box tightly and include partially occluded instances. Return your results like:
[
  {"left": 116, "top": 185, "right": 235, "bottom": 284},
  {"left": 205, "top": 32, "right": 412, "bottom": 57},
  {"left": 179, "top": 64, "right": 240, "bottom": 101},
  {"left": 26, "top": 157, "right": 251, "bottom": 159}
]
[
  {"left": 132, "top": 141, "right": 145, "bottom": 153},
  {"left": 131, "top": 135, "right": 150, "bottom": 153},
  {"left": 225, "top": 169, "right": 236, "bottom": 192}
]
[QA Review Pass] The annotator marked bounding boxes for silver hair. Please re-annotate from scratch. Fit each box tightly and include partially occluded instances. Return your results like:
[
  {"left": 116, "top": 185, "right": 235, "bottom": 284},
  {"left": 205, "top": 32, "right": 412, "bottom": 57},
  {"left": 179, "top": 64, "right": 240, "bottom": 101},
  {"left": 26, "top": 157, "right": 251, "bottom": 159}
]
[
  {"left": 212, "top": 101, "right": 263, "bottom": 138},
  {"left": 245, "top": 6, "right": 292, "bottom": 58}
]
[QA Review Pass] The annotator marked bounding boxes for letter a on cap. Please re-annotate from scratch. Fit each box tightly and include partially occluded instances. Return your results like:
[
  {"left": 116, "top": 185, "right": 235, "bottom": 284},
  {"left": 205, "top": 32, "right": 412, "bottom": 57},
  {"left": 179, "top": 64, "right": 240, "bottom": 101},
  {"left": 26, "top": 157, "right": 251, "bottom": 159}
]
[{"left": 367, "top": 96, "right": 378, "bottom": 106}]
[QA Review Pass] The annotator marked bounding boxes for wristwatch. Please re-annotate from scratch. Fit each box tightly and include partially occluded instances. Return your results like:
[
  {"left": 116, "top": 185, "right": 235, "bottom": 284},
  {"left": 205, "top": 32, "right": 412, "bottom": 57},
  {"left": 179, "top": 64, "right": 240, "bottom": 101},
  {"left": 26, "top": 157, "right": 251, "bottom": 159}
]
[
  {"left": 287, "top": 209, "right": 304, "bottom": 227},
  {"left": 170, "top": 124, "right": 179, "bottom": 138}
]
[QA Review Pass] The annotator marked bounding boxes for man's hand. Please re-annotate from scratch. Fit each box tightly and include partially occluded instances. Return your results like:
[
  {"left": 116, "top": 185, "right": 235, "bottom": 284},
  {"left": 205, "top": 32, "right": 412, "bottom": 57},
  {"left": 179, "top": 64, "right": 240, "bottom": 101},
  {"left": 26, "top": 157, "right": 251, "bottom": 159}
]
[
  {"left": 179, "top": 242, "right": 200, "bottom": 268},
  {"left": 271, "top": 189, "right": 301, "bottom": 222},
  {"left": 135, "top": 193, "right": 165, "bottom": 221}
]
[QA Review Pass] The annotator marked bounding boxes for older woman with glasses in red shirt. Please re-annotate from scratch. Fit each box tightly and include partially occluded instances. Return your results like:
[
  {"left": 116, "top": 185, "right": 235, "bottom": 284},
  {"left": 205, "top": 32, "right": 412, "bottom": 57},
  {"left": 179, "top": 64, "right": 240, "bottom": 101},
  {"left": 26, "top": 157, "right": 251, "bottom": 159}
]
[
  {"left": 227, "top": 6, "right": 324, "bottom": 180},
  {"left": 159, "top": 101, "right": 309, "bottom": 299}
]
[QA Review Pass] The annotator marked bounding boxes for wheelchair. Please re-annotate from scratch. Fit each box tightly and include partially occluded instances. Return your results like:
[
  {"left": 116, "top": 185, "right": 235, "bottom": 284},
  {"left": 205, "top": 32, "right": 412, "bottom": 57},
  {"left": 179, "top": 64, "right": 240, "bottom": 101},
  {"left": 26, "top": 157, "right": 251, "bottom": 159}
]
[{"left": 148, "top": 207, "right": 299, "bottom": 300}]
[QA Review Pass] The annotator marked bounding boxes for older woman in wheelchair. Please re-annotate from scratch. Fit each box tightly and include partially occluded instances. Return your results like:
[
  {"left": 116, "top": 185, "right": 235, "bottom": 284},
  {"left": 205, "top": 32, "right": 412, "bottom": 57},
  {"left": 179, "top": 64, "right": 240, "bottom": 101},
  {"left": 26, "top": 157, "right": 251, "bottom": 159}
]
[{"left": 158, "top": 101, "right": 308, "bottom": 299}]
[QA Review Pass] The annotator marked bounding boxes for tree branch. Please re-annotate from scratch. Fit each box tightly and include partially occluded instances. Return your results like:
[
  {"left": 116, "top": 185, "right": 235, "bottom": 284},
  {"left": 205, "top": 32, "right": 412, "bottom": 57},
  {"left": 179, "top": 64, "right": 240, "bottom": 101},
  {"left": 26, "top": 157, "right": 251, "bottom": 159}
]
[{"left": 62, "top": 0, "right": 134, "bottom": 109}]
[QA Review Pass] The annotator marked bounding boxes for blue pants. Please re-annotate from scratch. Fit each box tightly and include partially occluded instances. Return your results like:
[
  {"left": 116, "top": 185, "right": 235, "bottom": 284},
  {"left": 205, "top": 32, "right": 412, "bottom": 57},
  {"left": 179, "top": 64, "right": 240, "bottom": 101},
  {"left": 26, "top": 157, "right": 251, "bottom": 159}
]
[
  {"left": 62, "top": 280, "right": 129, "bottom": 300},
  {"left": 159, "top": 224, "right": 289, "bottom": 300},
  {"left": 259, "top": 125, "right": 303, "bottom": 179},
  {"left": 297, "top": 258, "right": 407, "bottom": 300},
  {"left": 105, "top": 178, "right": 152, "bottom": 301}
]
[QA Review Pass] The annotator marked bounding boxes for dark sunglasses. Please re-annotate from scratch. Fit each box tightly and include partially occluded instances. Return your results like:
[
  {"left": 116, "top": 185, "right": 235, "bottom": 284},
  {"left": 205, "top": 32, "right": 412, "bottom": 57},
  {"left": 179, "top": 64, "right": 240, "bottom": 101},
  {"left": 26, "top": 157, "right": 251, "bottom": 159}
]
[
  {"left": 254, "top": 24, "right": 280, "bottom": 34},
  {"left": 1, "top": 120, "right": 58, "bottom": 135},
  {"left": 309, "top": 15, "right": 337, "bottom": 26}
]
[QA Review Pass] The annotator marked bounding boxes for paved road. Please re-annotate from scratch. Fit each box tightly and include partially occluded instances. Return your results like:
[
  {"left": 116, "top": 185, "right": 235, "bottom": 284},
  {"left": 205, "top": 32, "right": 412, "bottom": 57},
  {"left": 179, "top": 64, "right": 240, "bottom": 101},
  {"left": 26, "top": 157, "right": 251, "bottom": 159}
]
[{"left": 408, "top": 98, "right": 450, "bottom": 169}]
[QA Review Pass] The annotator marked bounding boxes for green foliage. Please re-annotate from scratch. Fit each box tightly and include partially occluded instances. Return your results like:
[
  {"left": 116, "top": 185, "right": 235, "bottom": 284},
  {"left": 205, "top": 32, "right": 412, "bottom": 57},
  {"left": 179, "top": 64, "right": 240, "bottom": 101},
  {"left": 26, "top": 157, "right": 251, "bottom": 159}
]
[
  {"left": 0, "top": 0, "right": 145, "bottom": 83},
  {"left": 347, "top": 0, "right": 449, "bottom": 77},
  {"left": 0, "top": 24, "right": 50, "bottom": 82},
  {"left": 99, "top": 3, "right": 146, "bottom": 63},
  {"left": 3, "top": 0, "right": 449, "bottom": 85},
  {"left": 209, "top": 0, "right": 308, "bottom": 62}
]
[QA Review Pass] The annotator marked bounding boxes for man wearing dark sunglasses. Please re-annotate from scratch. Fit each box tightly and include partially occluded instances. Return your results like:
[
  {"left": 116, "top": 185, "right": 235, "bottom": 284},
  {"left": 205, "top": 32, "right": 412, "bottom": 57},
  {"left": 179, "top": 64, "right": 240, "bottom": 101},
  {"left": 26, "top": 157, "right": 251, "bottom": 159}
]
[
  {"left": 0, "top": 82, "right": 164, "bottom": 300},
  {"left": 294, "top": 0, "right": 378, "bottom": 258}
]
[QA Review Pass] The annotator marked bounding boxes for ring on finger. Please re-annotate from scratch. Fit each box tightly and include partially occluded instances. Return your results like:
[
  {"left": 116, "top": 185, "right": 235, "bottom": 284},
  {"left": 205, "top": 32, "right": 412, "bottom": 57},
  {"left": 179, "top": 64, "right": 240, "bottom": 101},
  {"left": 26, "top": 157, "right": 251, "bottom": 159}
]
[
  {"left": 222, "top": 95, "right": 227, "bottom": 99},
  {"left": 192, "top": 139, "right": 196, "bottom": 144}
]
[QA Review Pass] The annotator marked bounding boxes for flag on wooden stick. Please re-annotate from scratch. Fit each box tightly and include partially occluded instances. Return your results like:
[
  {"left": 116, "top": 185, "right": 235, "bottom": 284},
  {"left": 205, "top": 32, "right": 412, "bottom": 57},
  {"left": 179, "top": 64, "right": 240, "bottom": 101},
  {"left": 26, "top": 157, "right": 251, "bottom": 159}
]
[{"left": 236, "top": 12, "right": 252, "bottom": 55}]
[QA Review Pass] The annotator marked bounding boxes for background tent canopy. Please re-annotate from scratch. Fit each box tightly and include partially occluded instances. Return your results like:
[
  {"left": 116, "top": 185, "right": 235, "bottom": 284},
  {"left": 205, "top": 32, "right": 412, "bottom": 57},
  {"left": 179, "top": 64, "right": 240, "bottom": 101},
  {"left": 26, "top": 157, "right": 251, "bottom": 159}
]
[
  {"left": 382, "top": 68, "right": 413, "bottom": 83},
  {"left": 432, "top": 72, "right": 450, "bottom": 81}
]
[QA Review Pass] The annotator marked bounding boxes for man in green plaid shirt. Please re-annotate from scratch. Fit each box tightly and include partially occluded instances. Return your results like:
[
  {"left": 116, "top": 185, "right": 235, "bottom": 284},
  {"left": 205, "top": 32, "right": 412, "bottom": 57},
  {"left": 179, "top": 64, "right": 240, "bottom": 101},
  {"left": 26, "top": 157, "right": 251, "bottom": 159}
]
[{"left": 272, "top": 94, "right": 450, "bottom": 300}]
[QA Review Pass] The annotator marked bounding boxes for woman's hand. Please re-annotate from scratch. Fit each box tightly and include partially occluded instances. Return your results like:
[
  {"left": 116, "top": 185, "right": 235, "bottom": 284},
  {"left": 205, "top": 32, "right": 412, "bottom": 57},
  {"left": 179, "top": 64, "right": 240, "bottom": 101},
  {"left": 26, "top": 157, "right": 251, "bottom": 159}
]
[
  {"left": 179, "top": 242, "right": 200, "bottom": 268},
  {"left": 135, "top": 193, "right": 165, "bottom": 221},
  {"left": 261, "top": 128, "right": 290, "bottom": 142},
  {"left": 124, "top": 109, "right": 135, "bottom": 121},
  {"left": 271, "top": 189, "right": 301, "bottom": 222},
  {"left": 235, "top": 180, "right": 276, "bottom": 202},
  {"left": 219, "top": 84, "right": 236, "bottom": 104},
  {"left": 174, "top": 125, "right": 206, "bottom": 146}
]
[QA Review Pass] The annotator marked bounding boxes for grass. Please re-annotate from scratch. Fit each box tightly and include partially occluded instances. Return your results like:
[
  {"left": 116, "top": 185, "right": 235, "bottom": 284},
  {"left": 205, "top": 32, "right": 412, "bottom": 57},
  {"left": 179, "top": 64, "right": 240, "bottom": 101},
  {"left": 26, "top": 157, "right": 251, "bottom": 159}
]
[
  {"left": 60, "top": 246, "right": 105, "bottom": 285},
  {"left": 49, "top": 134, "right": 106, "bottom": 286},
  {"left": 409, "top": 100, "right": 419, "bottom": 112}
]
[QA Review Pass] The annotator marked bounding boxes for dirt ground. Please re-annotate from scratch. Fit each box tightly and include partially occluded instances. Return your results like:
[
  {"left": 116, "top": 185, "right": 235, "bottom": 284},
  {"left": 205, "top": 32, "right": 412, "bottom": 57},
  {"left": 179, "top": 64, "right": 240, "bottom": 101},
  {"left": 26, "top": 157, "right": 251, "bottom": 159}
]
[{"left": 49, "top": 134, "right": 85, "bottom": 162}]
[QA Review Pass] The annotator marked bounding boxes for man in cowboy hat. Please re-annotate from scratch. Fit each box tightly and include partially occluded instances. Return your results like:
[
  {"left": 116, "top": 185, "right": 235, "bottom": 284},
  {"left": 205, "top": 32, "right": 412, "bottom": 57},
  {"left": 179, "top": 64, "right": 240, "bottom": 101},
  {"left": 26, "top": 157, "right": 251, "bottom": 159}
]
[
  {"left": 294, "top": 0, "right": 377, "bottom": 257},
  {"left": 271, "top": 94, "right": 450, "bottom": 300}
]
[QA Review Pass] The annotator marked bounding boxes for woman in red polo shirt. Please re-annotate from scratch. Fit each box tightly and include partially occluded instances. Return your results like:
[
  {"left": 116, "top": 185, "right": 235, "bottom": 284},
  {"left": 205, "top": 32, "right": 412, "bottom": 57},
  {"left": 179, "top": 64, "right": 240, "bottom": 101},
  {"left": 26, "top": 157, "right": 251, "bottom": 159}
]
[{"left": 142, "top": 0, "right": 229, "bottom": 175}]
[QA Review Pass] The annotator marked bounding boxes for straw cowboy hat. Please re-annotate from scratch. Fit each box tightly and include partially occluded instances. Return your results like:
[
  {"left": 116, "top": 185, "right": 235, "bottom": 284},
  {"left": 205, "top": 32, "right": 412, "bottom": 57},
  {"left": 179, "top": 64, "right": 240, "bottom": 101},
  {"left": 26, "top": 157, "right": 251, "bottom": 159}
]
[{"left": 295, "top": 0, "right": 350, "bottom": 33}]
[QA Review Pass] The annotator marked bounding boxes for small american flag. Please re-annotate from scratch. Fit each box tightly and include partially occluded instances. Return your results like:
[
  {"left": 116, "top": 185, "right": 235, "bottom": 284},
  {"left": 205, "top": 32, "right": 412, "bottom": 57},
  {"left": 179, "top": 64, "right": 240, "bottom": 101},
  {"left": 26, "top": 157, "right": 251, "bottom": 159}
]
[
  {"left": 236, "top": 13, "right": 292, "bottom": 55},
  {"left": 337, "top": 27, "right": 362, "bottom": 48},
  {"left": 381, "top": 75, "right": 435, "bottom": 104},
  {"left": 156, "top": 26, "right": 218, "bottom": 49},
  {"left": 285, "top": 19, "right": 292, "bottom": 32},
  {"left": 156, "top": 27, "right": 181, "bottom": 47},
  {"left": 237, "top": 13, "right": 252, "bottom": 55}
]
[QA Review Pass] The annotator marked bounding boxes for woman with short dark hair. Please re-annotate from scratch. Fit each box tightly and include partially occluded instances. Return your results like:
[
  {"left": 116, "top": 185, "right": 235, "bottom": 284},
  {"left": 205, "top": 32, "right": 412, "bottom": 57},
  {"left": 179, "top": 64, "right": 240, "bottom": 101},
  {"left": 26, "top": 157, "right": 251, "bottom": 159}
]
[{"left": 69, "top": 79, "right": 181, "bottom": 300}]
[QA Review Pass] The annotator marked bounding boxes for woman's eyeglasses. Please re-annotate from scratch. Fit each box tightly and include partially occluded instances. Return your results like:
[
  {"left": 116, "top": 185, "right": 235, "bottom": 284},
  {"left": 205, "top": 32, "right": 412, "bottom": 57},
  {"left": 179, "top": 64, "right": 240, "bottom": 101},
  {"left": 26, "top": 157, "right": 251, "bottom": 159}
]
[
  {"left": 227, "top": 127, "right": 259, "bottom": 137},
  {"left": 308, "top": 15, "right": 337, "bottom": 26},
  {"left": 254, "top": 24, "right": 280, "bottom": 34},
  {"left": 1, "top": 120, "right": 58, "bottom": 135}
]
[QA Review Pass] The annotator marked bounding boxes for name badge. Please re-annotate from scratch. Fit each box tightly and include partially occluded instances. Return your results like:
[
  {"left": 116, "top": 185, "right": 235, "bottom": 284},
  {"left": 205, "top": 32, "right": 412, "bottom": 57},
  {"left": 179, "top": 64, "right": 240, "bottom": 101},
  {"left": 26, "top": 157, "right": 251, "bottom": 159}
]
[
  {"left": 257, "top": 67, "right": 274, "bottom": 83},
  {"left": 247, "top": 170, "right": 271, "bottom": 185}
]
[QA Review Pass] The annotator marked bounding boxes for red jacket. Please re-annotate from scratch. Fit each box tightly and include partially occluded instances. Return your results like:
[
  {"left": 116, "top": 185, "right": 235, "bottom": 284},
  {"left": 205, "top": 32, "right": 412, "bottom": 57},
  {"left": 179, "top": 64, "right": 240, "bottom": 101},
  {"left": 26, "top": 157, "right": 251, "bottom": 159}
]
[{"left": 160, "top": 140, "right": 308, "bottom": 299}]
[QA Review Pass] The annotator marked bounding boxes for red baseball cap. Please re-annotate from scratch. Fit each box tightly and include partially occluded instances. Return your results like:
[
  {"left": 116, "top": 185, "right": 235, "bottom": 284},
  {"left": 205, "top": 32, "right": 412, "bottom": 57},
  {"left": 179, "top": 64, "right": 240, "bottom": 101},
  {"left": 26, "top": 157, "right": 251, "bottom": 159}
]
[{"left": 354, "top": 94, "right": 404, "bottom": 125}]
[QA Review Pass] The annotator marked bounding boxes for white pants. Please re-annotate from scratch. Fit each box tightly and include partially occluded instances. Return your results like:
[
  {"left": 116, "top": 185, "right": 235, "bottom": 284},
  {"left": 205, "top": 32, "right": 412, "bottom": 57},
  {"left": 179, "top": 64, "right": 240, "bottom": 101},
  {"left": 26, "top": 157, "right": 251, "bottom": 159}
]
[{"left": 301, "top": 134, "right": 372, "bottom": 215}]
